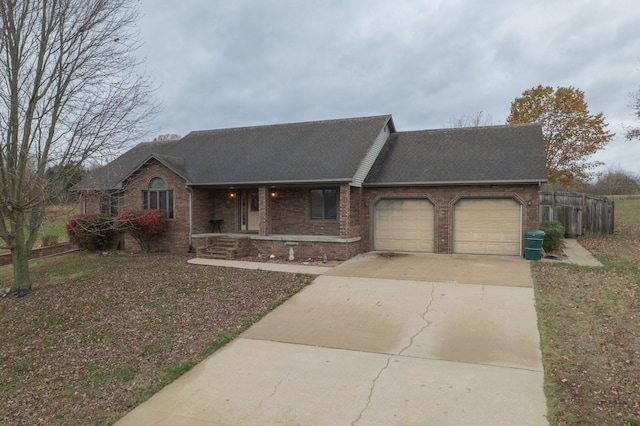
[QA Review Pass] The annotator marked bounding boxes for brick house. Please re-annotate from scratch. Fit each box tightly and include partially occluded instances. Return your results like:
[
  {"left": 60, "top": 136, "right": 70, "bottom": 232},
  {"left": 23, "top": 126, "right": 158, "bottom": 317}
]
[{"left": 75, "top": 114, "right": 547, "bottom": 260}]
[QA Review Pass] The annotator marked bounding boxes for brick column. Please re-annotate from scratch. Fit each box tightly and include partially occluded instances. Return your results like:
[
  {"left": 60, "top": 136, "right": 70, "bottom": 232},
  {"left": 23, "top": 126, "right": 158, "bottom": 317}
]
[
  {"left": 258, "top": 186, "right": 270, "bottom": 236},
  {"left": 436, "top": 203, "right": 450, "bottom": 254},
  {"left": 339, "top": 183, "right": 350, "bottom": 238}
]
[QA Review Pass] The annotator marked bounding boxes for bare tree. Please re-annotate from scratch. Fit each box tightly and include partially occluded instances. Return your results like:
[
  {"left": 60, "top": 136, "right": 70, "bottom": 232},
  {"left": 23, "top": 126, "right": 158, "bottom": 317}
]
[
  {"left": 626, "top": 88, "right": 640, "bottom": 141},
  {"left": 0, "top": 0, "right": 159, "bottom": 294},
  {"left": 589, "top": 165, "right": 640, "bottom": 195},
  {"left": 449, "top": 111, "right": 494, "bottom": 128}
]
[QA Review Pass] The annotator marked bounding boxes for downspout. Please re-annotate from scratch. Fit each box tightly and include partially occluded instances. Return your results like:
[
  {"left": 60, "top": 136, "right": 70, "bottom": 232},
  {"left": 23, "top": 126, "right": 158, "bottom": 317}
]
[
  {"left": 520, "top": 202, "right": 524, "bottom": 257},
  {"left": 187, "top": 186, "right": 193, "bottom": 251}
]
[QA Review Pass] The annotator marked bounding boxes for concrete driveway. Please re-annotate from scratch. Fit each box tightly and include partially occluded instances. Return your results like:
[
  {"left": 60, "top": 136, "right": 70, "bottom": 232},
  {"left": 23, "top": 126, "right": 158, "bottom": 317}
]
[{"left": 117, "top": 253, "right": 547, "bottom": 425}]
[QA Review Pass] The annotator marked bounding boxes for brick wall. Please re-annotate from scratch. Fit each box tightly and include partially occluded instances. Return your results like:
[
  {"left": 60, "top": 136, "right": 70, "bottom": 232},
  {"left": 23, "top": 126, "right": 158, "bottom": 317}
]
[
  {"left": 250, "top": 239, "right": 360, "bottom": 261},
  {"left": 259, "top": 187, "right": 270, "bottom": 235},
  {"left": 211, "top": 190, "right": 239, "bottom": 233},
  {"left": 361, "top": 184, "right": 540, "bottom": 254},
  {"left": 191, "top": 188, "right": 242, "bottom": 234},
  {"left": 338, "top": 183, "right": 350, "bottom": 238},
  {"left": 349, "top": 186, "right": 362, "bottom": 238},
  {"left": 269, "top": 187, "right": 340, "bottom": 236},
  {"left": 191, "top": 187, "right": 215, "bottom": 234},
  {"left": 81, "top": 191, "right": 108, "bottom": 215},
  {"left": 82, "top": 167, "right": 540, "bottom": 258},
  {"left": 119, "top": 160, "right": 191, "bottom": 252}
]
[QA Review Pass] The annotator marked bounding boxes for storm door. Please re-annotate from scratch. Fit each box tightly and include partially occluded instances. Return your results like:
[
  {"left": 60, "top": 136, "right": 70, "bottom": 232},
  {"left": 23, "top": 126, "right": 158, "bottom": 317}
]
[{"left": 239, "top": 190, "right": 259, "bottom": 231}]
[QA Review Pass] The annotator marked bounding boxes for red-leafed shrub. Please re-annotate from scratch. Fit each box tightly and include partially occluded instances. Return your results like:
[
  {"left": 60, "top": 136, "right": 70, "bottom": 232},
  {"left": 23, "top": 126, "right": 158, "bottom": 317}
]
[
  {"left": 66, "top": 214, "right": 114, "bottom": 250},
  {"left": 115, "top": 210, "right": 168, "bottom": 252}
]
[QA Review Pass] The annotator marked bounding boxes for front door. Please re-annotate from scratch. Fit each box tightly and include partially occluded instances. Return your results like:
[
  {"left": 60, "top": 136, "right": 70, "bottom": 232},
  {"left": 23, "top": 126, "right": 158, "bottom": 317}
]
[{"left": 239, "top": 190, "right": 259, "bottom": 231}]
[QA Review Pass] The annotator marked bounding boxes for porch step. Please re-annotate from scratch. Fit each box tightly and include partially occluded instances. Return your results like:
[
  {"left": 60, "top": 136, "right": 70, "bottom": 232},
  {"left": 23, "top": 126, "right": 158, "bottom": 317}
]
[
  {"left": 197, "top": 236, "right": 251, "bottom": 260},
  {"left": 197, "top": 248, "right": 227, "bottom": 259},
  {"left": 206, "top": 237, "right": 235, "bottom": 248}
]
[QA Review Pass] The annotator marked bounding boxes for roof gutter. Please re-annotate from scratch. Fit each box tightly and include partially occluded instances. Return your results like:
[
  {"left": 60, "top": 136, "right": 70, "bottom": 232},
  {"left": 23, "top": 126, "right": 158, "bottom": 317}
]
[
  {"left": 188, "top": 178, "right": 354, "bottom": 187},
  {"left": 363, "top": 178, "right": 549, "bottom": 187}
]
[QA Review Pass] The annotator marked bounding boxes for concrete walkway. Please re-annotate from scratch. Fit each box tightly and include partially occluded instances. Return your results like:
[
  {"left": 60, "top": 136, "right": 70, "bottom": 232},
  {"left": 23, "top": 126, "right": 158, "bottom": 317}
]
[
  {"left": 117, "top": 253, "right": 547, "bottom": 425},
  {"left": 187, "top": 257, "right": 333, "bottom": 275},
  {"left": 557, "top": 238, "right": 603, "bottom": 267}
]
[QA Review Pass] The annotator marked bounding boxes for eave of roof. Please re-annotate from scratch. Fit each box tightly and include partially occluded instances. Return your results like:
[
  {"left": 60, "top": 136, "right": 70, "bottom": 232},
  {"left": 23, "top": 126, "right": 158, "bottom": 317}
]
[
  {"left": 363, "top": 178, "right": 548, "bottom": 187},
  {"left": 188, "top": 178, "right": 354, "bottom": 187},
  {"left": 110, "top": 153, "right": 189, "bottom": 188},
  {"left": 71, "top": 139, "right": 181, "bottom": 191}
]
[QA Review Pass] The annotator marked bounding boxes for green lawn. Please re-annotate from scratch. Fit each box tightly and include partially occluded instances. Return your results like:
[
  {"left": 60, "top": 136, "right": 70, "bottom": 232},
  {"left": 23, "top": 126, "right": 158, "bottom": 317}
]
[{"left": 38, "top": 203, "right": 81, "bottom": 242}]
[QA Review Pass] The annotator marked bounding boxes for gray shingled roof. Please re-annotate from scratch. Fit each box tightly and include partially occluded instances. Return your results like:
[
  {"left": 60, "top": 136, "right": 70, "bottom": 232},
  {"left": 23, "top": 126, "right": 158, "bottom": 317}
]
[
  {"left": 76, "top": 115, "right": 393, "bottom": 189},
  {"left": 364, "top": 124, "right": 548, "bottom": 185},
  {"left": 171, "top": 114, "right": 392, "bottom": 185},
  {"left": 75, "top": 116, "right": 547, "bottom": 191},
  {"left": 74, "top": 140, "right": 179, "bottom": 190}
]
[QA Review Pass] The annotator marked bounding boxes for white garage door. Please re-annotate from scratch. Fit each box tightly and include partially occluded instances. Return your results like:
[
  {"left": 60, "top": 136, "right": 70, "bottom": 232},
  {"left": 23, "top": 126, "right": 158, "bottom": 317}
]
[
  {"left": 453, "top": 198, "right": 521, "bottom": 256},
  {"left": 374, "top": 199, "right": 434, "bottom": 252}
]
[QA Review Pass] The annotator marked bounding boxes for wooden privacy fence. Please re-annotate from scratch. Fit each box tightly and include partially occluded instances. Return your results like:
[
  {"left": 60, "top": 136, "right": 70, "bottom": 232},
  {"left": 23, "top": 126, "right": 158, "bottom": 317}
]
[{"left": 538, "top": 192, "right": 615, "bottom": 237}]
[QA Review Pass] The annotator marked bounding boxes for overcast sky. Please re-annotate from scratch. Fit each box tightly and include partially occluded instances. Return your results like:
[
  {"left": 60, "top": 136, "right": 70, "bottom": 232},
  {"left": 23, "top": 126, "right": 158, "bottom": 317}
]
[{"left": 136, "top": 0, "right": 640, "bottom": 176}]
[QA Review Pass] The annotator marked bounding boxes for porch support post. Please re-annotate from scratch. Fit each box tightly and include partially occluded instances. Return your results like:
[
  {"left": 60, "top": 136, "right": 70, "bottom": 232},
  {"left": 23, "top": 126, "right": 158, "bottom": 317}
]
[
  {"left": 339, "top": 183, "right": 350, "bottom": 238},
  {"left": 258, "top": 186, "right": 270, "bottom": 236}
]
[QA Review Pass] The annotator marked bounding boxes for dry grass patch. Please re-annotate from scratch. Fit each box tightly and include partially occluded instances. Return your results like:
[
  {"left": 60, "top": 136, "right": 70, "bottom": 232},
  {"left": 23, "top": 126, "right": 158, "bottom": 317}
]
[
  {"left": 534, "top": 199, "right": 640, "bottom": 425},
  {"left": 0, "top": 252, "right": 314, "bottom": 425}
]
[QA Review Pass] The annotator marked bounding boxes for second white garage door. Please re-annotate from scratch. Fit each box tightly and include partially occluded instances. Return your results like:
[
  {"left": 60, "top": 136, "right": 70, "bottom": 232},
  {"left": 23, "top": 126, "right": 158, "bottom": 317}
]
[
  {"left": 453, "top": 198, "right": 522, "bottom": 256},
  {"left": 374, "top": 199, "right": 434, "bottom": 252}
]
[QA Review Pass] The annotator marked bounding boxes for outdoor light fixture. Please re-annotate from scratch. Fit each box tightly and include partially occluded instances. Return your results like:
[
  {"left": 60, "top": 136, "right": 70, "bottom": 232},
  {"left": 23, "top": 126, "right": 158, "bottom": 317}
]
[
  {"left": 270, "top": 191, "right": 277, "bottom": 198},
  {"left": 229, "top": 191, "right": 236, "bottom": 199}
]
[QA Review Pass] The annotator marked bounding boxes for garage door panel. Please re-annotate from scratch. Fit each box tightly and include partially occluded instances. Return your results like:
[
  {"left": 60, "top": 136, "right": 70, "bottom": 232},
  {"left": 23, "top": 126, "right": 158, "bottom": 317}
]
[
  {"left": 453, "top": 199, "right": 521, "bottom": 256},
  {"left": 374, "top": 199, "right": 434, "bottom": 253},
  {"left": 456, "top": 241, "right": 521, "bottom": 254}
]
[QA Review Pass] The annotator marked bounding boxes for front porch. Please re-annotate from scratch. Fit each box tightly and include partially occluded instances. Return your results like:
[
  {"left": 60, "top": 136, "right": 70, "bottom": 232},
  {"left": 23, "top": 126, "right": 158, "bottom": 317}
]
[
  {"left": 192, "top": 184, "right": 358, "bottom": 237},
  {"left": 189, "top": 183, "right": 363, "bottom": 261},
  {"left": 192, "top": 233, "right": 362, "bottom": 261}
]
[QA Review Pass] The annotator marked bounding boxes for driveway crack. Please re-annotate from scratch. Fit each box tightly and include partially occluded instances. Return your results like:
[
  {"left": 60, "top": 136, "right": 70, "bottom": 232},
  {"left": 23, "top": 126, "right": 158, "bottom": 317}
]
[
  {"left": 351, "top": 355, "right": 392, "bottom": 425},
  {"left": 399, "top": 283, "right": 436, "bottom": 355},
  {"left": 264, "top": 368, "right": 291, "bottom": 402},
  {"left": 241, "top": 368, "right": 292, "bottom": 423},
  {"left": 352, "top": 284, "right": 436, "bottom": 425}
]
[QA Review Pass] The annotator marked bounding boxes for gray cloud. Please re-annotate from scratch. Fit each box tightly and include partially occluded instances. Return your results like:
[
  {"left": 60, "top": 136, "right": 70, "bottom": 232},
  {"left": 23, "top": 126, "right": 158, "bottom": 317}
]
[{"left": 137, "top": 0, "right": 640, "bottom": 174}]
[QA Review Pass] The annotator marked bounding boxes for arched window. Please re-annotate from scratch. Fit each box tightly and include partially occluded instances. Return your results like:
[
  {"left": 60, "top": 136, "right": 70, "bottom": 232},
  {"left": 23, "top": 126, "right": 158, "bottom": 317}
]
[
  {"left": 149, "top": 177, "right": 166, "bottom": 189},
  {"left": 143, "top": 177, "right": 174, "bottom": 218}
]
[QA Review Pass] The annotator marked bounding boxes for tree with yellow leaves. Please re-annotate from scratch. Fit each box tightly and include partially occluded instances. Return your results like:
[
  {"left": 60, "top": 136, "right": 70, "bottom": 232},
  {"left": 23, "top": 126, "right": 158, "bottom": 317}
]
[{"left": 506, "top": 85, "right": 614, "bottom": 187}]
